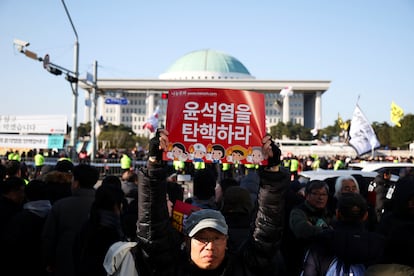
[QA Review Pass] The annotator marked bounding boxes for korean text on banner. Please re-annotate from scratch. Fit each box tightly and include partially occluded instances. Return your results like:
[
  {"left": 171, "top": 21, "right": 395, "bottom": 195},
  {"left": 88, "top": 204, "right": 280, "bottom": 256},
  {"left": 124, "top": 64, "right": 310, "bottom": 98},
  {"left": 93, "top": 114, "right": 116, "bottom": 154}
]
[
  {"left": 171, "top": 200, "right": 201, "bottom": 233},
  {"left": 165, "top": 88, "right": 267, "bottom": 165}
]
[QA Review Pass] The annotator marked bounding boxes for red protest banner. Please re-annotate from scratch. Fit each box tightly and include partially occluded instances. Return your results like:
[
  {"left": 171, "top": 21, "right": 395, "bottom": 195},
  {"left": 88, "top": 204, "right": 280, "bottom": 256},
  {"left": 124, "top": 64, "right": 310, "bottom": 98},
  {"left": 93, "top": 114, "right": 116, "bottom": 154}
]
[
  {"left": 171, "top": 200, "right": 201, "bottom": 233},
  {"left": 164, "top": 88, "right": 267, "bottom": 165}
]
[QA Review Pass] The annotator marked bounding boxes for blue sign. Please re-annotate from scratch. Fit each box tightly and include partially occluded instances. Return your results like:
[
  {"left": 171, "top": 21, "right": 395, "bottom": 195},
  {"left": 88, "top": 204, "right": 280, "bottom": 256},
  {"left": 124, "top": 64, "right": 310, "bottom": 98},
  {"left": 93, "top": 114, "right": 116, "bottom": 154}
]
[
  {"left": 47, "top": 135, "right": 65, "bottom": 149},
  {"left": 105, "top": 97, "right": 128, "bottom": 105}
]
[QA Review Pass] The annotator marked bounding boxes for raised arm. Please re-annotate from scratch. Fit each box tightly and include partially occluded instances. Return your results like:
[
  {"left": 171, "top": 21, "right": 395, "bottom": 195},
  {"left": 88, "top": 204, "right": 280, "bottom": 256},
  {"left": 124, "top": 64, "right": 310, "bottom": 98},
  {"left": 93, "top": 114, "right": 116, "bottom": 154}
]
[
  {"left": 244, "top": 135, "right": 290, "bottom": 270},
  {"left": 136, "top": 129, "right": 180, "bottom": 271}
]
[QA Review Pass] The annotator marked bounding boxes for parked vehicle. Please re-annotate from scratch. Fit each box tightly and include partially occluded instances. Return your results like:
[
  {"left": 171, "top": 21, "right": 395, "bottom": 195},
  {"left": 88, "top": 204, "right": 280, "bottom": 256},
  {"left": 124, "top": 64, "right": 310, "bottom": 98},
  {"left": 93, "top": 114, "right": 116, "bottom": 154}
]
[{"left": 348, "top": 162, "right": 414, "bottom": 178}]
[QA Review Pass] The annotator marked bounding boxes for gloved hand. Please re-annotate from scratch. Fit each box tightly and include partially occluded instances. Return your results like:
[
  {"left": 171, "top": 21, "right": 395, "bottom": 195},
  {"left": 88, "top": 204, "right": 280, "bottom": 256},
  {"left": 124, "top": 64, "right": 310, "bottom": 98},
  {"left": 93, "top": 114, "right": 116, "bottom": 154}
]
[
  {"left": 148, "top": 128, "right": 169, "bottom": 163},
  {"left": 262, "top": 134, "right": 281, "bottom": 167},
  {"left": 148, "top": 129, "right": 162, "bottom": 161}
]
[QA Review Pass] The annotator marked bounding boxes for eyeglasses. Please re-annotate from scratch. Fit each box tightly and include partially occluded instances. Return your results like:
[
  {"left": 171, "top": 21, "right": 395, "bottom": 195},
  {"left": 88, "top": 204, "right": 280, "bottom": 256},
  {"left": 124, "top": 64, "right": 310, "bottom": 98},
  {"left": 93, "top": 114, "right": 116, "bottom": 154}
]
[
  {"left": 310, "top": 192, "right": 329, "bottom": 197},
  {"left": 192, "top": 236, "right": 227, "bottom": 247}
]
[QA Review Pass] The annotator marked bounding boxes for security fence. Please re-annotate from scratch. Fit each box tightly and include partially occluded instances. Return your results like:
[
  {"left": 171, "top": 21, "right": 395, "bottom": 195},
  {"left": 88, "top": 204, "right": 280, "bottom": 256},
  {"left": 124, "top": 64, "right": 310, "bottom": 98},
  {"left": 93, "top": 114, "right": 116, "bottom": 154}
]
[{"left": 16, "top": 157, "right": 147, "bottom": 178}]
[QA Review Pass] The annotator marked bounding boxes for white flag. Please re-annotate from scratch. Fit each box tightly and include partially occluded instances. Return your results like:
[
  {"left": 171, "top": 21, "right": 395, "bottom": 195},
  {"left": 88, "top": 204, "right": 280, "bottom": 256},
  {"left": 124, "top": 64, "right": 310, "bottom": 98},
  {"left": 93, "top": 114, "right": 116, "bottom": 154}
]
[
  {"left": 143, "top": 106, "right": 159, "bottom": 133},
  {"left": 348, "top": 105, "right": 380, "bottom": 156},
  {"left": 280, "top": 86, "right": 293, "bottom": 97}
]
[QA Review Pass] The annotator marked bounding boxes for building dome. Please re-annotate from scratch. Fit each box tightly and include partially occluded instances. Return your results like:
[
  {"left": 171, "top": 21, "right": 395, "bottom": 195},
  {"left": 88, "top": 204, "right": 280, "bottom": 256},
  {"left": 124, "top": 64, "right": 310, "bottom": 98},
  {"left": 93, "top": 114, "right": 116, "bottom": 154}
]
[{"left": 159, "top": 49, "right": 255, "bottom": 80}]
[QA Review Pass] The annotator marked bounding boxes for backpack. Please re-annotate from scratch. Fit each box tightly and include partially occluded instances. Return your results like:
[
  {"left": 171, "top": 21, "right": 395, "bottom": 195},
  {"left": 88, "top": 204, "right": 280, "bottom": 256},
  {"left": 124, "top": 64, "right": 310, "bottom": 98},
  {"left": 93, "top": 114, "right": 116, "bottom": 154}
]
[{"left": 325, "top": 257, "right": 365, "bottom": 276}]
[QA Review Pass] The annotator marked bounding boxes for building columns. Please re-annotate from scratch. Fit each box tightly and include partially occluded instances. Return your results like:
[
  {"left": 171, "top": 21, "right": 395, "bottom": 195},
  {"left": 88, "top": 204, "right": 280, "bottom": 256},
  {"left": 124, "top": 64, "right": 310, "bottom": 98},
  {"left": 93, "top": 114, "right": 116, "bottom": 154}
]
[
  {"left": 84, "top": 92, "right": 91, "bottom": 123},
  {"left": 315, "top": 91, "right": 322, "bottom": 129},
  {"left": 282, "top": 94, "right": 290, "bottom": 124}
]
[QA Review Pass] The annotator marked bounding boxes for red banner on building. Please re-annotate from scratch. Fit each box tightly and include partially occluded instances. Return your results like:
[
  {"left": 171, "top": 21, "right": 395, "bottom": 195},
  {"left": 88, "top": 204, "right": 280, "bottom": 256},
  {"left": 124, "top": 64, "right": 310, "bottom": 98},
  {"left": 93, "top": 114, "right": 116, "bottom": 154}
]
[{"left": 164, "top": 88, "right": 267, "bottom": 165}]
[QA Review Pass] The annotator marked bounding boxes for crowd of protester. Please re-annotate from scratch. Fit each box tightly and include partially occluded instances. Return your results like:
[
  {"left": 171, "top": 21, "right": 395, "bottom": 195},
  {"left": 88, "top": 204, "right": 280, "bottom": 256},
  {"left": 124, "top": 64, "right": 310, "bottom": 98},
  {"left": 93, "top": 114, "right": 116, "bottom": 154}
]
[{"left": 0, "top": 134, "right": 414, "bottom": 276}]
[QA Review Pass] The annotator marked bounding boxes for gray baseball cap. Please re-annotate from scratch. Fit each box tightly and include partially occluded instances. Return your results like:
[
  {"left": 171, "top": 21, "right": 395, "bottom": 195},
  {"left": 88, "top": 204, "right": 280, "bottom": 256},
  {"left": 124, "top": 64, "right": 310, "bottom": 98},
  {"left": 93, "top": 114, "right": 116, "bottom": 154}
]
[{"left": 184, "top": 209, "right": 228, "bottom": 237}]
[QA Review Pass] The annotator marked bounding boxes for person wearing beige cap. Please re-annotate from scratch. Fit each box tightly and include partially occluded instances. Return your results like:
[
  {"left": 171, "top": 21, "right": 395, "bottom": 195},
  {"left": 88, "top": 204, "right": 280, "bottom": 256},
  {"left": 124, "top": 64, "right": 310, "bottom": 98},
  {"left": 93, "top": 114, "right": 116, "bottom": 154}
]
[{"left": 135, "top": 130, "right": 290, "bottom": 275}]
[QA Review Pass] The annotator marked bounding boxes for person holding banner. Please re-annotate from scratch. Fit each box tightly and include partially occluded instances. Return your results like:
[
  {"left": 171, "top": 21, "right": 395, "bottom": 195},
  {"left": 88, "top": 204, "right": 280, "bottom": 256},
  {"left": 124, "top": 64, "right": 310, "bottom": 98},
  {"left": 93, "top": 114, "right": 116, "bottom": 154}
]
[{"left": 135, "top": 129, "right": 289, "bottom": 276}]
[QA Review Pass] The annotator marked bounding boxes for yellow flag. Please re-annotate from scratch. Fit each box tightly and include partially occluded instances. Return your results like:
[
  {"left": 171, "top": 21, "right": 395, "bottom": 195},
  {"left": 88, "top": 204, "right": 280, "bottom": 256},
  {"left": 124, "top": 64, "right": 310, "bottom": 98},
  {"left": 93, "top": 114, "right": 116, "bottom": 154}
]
[
  {"left": 338, "top": 113, "right": 349, "bottom": 130},
  {"left": 390, "top": 101, "right": 404, "bottom": 127}
]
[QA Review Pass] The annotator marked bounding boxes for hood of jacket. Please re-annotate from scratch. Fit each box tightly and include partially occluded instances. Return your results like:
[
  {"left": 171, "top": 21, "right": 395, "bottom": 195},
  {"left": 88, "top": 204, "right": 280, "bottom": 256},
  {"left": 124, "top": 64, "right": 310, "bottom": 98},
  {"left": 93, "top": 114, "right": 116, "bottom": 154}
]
[{"left": 103, "top": 241, "right": 138, "bottom": 275}]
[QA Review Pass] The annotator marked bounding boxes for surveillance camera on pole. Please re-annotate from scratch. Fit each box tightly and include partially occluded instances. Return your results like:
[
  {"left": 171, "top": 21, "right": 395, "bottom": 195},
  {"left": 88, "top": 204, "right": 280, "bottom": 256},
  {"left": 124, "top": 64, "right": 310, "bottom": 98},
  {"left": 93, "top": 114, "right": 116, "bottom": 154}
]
[
  {"left": 13, "top": 38, "right": 40, "bottom": 61},
  {"left": 13, "top": 39, "right": 30, "bottom": 51},
  {"left": 13, "top": 38, "right": 30, "bottom": 54},
  {"left": 47, "top": 66, "right": 63, "bottom": 76},
  {"left": 65, "top": 74, "right": 78, "bottom": 83}
]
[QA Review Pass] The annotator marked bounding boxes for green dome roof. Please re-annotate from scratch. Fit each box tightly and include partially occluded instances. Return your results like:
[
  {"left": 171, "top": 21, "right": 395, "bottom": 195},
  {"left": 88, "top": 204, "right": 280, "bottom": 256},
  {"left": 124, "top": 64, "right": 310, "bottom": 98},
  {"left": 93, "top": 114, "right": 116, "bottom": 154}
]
[{"left": 159, "top": 49, "right": 254, "bottom": 80}]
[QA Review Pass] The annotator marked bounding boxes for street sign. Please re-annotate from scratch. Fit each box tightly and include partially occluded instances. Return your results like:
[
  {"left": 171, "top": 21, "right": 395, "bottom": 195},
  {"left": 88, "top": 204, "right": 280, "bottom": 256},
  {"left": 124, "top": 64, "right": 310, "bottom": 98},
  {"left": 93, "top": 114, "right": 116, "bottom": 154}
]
[
  {"left": 0, "top": 115, "right": 67, "bottom": 134},
  {"left": 104, "top": 97, "right": 128, "bottom": 105},
  {"left": 0, "top": 134, "right": 64, "bottom": 149}
]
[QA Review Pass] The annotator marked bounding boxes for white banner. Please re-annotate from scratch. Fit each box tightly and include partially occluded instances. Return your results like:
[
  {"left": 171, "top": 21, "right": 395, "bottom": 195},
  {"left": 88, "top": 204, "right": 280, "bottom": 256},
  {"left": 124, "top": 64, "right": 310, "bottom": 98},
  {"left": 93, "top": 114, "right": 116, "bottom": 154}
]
[
  {"left": 0, "top": 115, "right": 67, "bottom": 134},
  {"left": 0, "top": 134, "right": 64, "bottom": 149},
  {"left": 349, "top": 105, "right": 380, "bottom": 156}
]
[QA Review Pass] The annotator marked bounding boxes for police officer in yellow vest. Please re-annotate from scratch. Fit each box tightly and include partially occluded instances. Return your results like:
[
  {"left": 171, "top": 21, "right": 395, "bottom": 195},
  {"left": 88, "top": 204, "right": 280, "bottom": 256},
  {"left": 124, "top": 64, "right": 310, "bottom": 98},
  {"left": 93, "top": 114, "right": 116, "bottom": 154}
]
[
  {"left": 8, "top": 150, "right": 21, "bottom": 162},
  {"left": 334, "top": 156, "right": 345, "bottom": 170},
  {"left": 58, "top": 151, "right": 72, "bottom": 162},
  {"left": 173, "top": 160, "right": 186, "bottom": 173},
  {"left": 282, "top": 155, "right": 291, "bottom": 170},
  {"left": 290, "top": 156, "right": 299, "bottom": 180},
  {"left": 34, "top": 149, "right": 45, "bottom": 178},
  {"left": 120, "top": 151, "right": 132, "bottom": 173}
]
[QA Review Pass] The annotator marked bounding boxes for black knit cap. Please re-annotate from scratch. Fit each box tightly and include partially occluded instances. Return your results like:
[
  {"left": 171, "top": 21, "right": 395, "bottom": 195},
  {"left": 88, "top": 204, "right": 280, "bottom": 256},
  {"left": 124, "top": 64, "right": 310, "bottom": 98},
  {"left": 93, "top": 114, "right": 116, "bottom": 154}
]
[
  {"left": 222, "top": 186, "right": 253, "bottom": 214},
  {"left": 54, "top": 159, "right": 74, "bottom": 173},
  {"left": 337, "top": 192, "right": 367, "bottom": 220}
]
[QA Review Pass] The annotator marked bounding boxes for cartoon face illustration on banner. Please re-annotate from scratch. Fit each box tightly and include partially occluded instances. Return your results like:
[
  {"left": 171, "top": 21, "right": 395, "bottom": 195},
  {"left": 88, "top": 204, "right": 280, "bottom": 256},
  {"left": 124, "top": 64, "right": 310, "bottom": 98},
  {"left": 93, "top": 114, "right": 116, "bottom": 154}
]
[
  {"left": 247, "top": 146, "right": 265, "bottom": 165},
  {"left": 166, "top": 142, "right": 188, "bottom": 161},
  {"left": 189, "top": 143, "right": 207, "bottom": 162},
  {"left": 226, "top": 145, "right": 250, "bottom": 164},
  {"left": 206, "top": 144, "right": 225, "bottom": 163}
]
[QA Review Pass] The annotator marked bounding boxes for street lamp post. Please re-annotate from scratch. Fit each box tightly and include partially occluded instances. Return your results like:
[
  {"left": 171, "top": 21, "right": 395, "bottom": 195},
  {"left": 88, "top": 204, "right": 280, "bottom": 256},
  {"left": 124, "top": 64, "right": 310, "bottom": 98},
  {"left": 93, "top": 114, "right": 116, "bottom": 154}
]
[
  {"left": 90, "top": 60, "right": 98, "bottom": 162},
  {"left": 61, "top": 0, "right": 79, "bottom": 162}
]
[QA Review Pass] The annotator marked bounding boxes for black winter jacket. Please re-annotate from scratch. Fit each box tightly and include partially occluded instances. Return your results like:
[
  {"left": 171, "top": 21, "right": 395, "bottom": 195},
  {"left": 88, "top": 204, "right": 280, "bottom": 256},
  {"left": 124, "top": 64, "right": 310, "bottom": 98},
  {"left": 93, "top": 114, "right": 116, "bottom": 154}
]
[
  {"left": 301, "top": 221, "right": 385, "bottom": 275},
  {"left": 135, "top": 163, "right": 289, "bottom": 276}
]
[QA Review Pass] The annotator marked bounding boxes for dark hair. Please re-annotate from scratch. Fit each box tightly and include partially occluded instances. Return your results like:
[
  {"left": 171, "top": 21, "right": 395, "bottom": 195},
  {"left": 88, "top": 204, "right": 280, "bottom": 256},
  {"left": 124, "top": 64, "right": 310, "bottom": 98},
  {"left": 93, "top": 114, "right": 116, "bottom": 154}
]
[
  {"left": 337, "top": 192, "right": 367, "bottom": 221},
  {"left": 122, "top": 171, "right": 138, "bottom": 183},
  {"left": 380, "top": 169, "right": 391, "bottom": 175},
  {"left": 55, "top": 159, "right": 74, "bottom": 173},
  {"left": 102, "top": 175, "right": 122, "bottom": 189},
  {"left": 5, "top": 160, "right": 21, "bottom": 177},
  {"left": 167, "top": 181, "right": 184, "bottom": 204},
  {"left": 42, "top": 170, "right": 72, "bottom": 203},
  {"left": 220, "top": 177, "right": 239, "bottom": 194},
  {"left": 222, "top": 186, "right": 253, "bottom": 214},
  {"left": 193, "top": 168, "right": 216, "bottom": 200},
  {"left": 0, "top": 163, "right": 6, "bottom": 181},
  {"left": 1, "top": 176, "right": 25, "bottom": 194},
  {"left": 92, "top": 185, "right": 124, "bottom": 213},
  {"left": 173, "top": 143, "right": 186, "bottom": 153},
  {"left": 89, "top": 184, "right": 125, "bottom": 230},
  {"left": 25, "top": 179, "right": 50, "bottom": 201},
  {"left": 72, "top": 164, "right": 100, "bottom": 189},
  {"left": 212, "top": 144, "right": 225, "bottom": 155},
  {"left": 305, "top": 180, "right": 329, "bottom": 195},
  {"left": 232, "top": 149, "right": 244, "bottom": 156}
]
